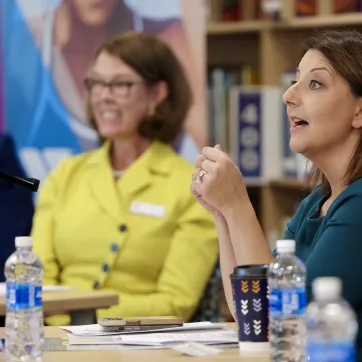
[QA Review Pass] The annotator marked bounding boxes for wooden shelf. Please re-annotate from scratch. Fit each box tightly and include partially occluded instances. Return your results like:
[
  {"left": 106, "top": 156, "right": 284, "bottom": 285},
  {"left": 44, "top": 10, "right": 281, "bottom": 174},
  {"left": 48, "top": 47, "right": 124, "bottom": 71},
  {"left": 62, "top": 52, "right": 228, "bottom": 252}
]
[
  {"left": 243, "top": 178, "right": 312, "bottom": 190},
  {"left": 244, "top": 177, "right": 267, "bottom": 187},
  {"left": 269, "top": 178, "right": 312, "bottom": 190},
  {"left": 276, "top": 12, "right": 362, "bottom": 29},
  {"left": 207, "top": 13, "right": 362, "bottom": 35},
  {"left": 207, "top": 20, "right": 270, "bottom": 35}
]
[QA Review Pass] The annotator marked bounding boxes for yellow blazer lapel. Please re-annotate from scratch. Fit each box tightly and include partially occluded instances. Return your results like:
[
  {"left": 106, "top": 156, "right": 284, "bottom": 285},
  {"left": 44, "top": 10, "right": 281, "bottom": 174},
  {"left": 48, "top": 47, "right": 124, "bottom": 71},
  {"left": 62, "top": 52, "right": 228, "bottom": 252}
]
[
  {"left": 119, "top": 141, "right": 174, "bottom": 200},
  {"left": 87, "top": 142, "right": 121, "bottom": 221},
  {"left": 86, "top": 141, "right": 175, "bottom": 216}
]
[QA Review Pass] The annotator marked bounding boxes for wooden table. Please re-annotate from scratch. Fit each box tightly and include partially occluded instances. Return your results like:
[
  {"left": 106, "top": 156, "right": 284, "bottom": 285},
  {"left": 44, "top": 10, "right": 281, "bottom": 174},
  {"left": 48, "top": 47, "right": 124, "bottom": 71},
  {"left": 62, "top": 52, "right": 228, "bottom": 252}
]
[
  {"left": 0, "top": 291, "right": 118, "bottom": 325},
  {"left": 0, "top": 326, "right": 269, "bottom": 362}
]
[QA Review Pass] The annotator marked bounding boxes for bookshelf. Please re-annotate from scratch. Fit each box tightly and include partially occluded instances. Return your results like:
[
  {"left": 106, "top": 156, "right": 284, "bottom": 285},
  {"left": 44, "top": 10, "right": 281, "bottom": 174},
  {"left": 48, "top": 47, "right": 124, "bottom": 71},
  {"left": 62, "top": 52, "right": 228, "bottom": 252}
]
[
  {"left": 207, "top": 11, "right": 362, "bottom": 34},
  {"left": 206, "top": 0, "right": 362, "bottom": 249},
  {"left": 276, "top": 12, "right": 362, "bottom": 29},
  {"left": 207, "top": 20, "right": 270, "bottom": 34}
]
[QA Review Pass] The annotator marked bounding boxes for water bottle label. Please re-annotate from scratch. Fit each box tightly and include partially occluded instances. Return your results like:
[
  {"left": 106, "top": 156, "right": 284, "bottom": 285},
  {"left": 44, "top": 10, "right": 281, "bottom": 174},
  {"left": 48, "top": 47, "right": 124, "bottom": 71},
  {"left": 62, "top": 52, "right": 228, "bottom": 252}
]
[
  {"left": 308, "top": 342, "right": 355, "bottom": 362},
  {"left": 6, "top": 284, "right": 42, "bottom": 311},
  {"left": 269, "top": 287, "right": 306, "bottom": 317}
]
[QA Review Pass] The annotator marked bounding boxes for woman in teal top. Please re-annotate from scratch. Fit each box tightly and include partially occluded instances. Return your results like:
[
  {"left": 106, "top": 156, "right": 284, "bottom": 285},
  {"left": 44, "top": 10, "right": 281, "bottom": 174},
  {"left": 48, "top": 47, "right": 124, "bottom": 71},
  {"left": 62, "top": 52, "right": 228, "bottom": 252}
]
[{"left": 191, "top": 29, "right": 362, "bottom": 358}]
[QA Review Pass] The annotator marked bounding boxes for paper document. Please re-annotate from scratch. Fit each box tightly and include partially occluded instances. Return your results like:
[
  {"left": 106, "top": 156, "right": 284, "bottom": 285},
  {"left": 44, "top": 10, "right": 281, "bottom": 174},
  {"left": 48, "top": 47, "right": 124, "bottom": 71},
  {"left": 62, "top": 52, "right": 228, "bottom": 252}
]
[
  {"left": 0, "top": 283, "right": 73, "bottom": 296},
  {"left": 67, "top": 335, "right": 122, "bottom": 345},
  {"left": 64, "top": 324, "right": 238, "bottom": 351},
  {"left": 172, "top": 342, "right": 222, "bottom": 357},
  {"left": 67, "top": 344, "right": 162, "bottom": 351},
  {"left": 61, "top": 322, "right": 225, "bottom": 336},
  {"left": 116, "top": 330, "right": 238, "bottom": 345}
]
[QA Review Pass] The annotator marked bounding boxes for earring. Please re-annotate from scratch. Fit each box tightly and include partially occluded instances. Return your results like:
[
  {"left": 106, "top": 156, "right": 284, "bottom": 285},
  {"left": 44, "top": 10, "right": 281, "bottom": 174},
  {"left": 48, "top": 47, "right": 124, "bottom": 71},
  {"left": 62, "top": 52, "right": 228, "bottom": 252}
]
[
  {"left": 354, "top": 122, "right": 359, "bottom": 126},
  {"left": 149, "top": 106, "right": 155, "bottom": 116}
]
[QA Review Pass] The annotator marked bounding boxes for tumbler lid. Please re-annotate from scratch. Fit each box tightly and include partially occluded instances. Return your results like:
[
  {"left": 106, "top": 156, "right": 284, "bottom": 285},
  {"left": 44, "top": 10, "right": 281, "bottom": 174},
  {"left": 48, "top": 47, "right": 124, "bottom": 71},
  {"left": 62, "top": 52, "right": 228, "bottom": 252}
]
[{"left": 230, "top": 264, "right": 269, "bottom": 279}]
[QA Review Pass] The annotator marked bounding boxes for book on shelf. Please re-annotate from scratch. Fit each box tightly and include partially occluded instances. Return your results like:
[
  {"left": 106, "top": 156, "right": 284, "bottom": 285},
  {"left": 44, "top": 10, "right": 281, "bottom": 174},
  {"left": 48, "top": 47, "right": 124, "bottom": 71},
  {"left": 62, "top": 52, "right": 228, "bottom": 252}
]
[
  {"left": 207, "top": 0, "right": 362, "bottom": 24},
  {"left": 262, "top": 0, "right": 362, "bottom": 18},
  {"left": 295, "top": 0, "right": 362, "bottom": 16},
  {"left": 207, "top": 0, "right": 222, "bottom": 22},
  {"left": 207, "top": 0, "right": 264, "bottom": 22},
  {"left": 207, "top": 66, "right": 314, "bottom": 182},
  {"left": 207, "top": 65, "right": 259, "bottom": 152},
  {"left": 228, "top": 85, "right": 283, "bottom": 179}
]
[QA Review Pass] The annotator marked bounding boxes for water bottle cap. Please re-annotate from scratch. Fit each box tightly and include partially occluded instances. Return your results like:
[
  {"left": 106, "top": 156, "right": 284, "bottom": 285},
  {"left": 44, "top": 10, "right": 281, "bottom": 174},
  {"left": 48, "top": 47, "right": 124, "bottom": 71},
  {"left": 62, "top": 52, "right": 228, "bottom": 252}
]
[
  {"left": 313, "top": 277, "right": 342, "bottom": 300},
  {"left": 276, "top": 239, "right": 295, "bottom": 253},
  {"left": 15, "top": 236, "right": 33, "bottom": 248}
]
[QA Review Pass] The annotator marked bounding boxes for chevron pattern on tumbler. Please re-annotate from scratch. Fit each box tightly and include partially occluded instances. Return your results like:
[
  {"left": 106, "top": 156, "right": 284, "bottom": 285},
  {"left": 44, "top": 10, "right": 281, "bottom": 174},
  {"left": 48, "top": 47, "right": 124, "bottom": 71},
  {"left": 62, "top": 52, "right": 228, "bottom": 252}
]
[
  {"left": 253, "top": 320, "right": 262, "bottom": 335},
  {"left": 252, "top": 298, "right": 262, "bottom": 312},
  {"left": 243, "top": 322, "right": 251, "bottom": 336},
  {"left": 241, "top": 280, "right": 249, "bottom": 293},
  {"left": 241, "top": 300, "right": 249, "bottom": 315},
  {"left": 252, "top": 280, "right": 260, "bottom": 293}
]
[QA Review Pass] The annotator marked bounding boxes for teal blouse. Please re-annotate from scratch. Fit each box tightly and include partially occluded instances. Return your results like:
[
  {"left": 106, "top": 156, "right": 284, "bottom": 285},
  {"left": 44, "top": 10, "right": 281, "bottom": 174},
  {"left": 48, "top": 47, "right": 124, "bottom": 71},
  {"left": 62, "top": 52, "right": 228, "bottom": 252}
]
[{"left": 280, "top": 178, "right": 362, "bottom": 359}]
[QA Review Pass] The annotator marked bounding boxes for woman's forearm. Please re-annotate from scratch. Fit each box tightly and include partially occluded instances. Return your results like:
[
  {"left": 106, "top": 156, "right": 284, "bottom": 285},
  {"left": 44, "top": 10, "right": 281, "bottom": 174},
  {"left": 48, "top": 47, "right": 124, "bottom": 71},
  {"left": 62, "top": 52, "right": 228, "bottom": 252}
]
[
  {"left": 223, "top": 201, "right": 273, "bottom": 266},
  {"left": 214, "top": 201, "right": 273, "bottom": 320},
  {"left": 213, "top": 215, "right": 237, "bottom": 320}
]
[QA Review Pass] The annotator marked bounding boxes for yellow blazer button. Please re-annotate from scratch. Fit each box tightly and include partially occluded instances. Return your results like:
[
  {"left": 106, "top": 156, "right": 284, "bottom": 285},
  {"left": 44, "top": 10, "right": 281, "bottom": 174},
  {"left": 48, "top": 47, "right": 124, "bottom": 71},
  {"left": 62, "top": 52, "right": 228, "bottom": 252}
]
[
  {"left": 110, "top": 243, "right": 119, "bottom": 252},
  {"left": 119, "top": 224, "right": 127, "bottom": 232}
]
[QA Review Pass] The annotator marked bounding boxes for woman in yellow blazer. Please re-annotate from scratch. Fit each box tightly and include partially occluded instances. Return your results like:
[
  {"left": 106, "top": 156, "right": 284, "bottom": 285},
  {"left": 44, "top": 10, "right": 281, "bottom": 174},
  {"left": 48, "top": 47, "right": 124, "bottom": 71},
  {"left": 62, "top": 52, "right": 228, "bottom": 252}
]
[{"left": 31, "top": 32, "right": 218, "bottom": 325}]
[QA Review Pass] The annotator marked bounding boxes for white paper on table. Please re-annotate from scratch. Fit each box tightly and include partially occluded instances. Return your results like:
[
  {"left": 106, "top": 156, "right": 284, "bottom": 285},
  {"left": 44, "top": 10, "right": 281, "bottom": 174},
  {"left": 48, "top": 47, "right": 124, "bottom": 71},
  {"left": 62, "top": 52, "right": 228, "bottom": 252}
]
[
  {"left": 116, "top": 330, "right": 238, "bottom": 345},
  {"left": 0, "top": 283, "right": 73, "bottom": 296},
  {"left": 172, "top": 342, "right": 222, "bottom": 357},
  {"left": 67, "top": 335, "right": 122, "bottom": 345},
  {"left": 67, "top": 334, "right": 163, "bottom": 346},
  {"left": 60, "top": 322, "right": 225, "bottom": 336},
  {"left": 66, "top": 343, "right": 163, "bottom": 351},
  {"left": 62, "top": 325, "right": 124, "bottom": 336}
]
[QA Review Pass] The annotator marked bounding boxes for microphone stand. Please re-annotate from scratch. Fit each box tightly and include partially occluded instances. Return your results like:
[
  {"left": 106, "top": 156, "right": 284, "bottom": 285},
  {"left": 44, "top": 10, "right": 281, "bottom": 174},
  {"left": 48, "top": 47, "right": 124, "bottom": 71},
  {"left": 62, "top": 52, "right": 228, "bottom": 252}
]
[{"left": 0, "top": 172, "right": 40, "bottom": 192}]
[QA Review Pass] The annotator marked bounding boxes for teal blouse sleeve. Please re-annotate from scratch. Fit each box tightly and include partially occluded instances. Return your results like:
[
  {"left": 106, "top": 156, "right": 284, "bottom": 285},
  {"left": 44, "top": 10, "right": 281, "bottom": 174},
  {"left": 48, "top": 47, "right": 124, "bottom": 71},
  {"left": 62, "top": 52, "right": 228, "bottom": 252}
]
[{"left": 304, "top": 194, "right": 362, "bottom": 309}]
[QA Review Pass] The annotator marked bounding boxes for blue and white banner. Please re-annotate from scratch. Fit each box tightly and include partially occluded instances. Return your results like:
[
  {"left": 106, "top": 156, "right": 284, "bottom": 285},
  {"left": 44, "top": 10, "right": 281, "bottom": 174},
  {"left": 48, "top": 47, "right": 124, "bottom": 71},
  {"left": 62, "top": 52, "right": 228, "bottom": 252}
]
[{"left": 1, "top": 0, "right": 206, "bottom": 183}]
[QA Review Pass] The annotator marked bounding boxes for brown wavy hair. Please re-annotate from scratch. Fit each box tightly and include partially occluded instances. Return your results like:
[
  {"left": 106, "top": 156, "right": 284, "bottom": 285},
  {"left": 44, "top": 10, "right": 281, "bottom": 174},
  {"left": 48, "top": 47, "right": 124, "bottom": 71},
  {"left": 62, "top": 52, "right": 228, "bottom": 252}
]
[{"left": 85, "top": 31, "right": 192, "bottom": 144}]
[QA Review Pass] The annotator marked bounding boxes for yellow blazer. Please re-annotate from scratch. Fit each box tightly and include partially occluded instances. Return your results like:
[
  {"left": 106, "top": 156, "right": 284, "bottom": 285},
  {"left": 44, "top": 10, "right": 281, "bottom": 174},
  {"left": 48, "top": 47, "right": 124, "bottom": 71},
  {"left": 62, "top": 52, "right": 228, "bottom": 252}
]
[{"left": 31, "top": 141, "right": 218, "bottom": 325}]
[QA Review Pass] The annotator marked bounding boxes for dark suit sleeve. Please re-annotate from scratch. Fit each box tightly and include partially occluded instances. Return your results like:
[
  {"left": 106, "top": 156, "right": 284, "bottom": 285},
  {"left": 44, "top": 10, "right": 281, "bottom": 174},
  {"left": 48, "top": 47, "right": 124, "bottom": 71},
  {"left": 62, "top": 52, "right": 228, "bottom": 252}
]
[{"left": 0, "top": 134, "right": 34, "bottom": 281}]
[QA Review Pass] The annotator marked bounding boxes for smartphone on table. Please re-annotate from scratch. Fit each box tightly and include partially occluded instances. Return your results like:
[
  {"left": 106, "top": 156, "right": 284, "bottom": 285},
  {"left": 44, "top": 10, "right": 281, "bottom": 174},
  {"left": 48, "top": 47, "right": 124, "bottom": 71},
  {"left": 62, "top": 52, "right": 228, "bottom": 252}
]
[{"left": 98, "top": 316, "right": 184, "bottom": 332}]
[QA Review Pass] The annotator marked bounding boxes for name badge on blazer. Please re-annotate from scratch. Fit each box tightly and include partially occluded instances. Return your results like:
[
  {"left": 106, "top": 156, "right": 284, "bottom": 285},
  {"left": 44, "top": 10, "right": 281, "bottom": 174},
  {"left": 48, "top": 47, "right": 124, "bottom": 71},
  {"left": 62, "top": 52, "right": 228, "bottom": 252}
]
[{"left": 130, "top": 201, "right": 166, "bottom": 218}]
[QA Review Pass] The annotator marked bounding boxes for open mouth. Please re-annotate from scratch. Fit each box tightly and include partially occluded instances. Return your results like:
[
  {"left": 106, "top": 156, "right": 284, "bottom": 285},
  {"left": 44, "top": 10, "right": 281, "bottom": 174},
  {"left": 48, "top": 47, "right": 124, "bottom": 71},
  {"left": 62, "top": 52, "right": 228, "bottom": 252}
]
[
  {"left": 99, "top": 110, "right": 121, "bottom": 120},
  {"left": 292, "top": 118, "right": 309, "bottom": 128}
]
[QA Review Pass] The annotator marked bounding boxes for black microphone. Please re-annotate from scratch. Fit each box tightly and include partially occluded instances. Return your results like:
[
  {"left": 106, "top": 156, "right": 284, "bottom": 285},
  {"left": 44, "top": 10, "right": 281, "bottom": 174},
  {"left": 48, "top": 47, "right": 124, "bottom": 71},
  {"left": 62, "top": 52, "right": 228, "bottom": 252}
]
[{"left": 0, "top": 172, "right": 40, "bottom": 192}]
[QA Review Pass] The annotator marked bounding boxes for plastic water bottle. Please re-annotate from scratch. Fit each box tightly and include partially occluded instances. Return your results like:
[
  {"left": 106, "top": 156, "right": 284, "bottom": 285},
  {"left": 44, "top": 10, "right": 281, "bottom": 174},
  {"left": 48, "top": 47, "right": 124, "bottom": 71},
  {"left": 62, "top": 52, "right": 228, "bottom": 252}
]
[
  {"left": 268, "top": 239, "right": 307, "bottom": 362},
  {"left": 305, "top": 277, "right": 358, "bottom": 362},
  {"left": 4, "top": 236, "right": 44, "bottom": 362}
]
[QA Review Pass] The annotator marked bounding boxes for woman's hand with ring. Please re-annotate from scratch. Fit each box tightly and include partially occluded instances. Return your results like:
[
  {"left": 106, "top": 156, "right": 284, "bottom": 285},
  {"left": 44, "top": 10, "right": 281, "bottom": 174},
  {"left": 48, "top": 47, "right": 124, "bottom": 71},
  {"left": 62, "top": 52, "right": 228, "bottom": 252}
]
[
  {"left": 191, "top": 166, "right": 220, "bottom": 216},
  {"left": 198, "top": 145, "right": 249, "bottom": 215},
  {"left": 197, "top": 169, "right": 207, "bottom": 182}
]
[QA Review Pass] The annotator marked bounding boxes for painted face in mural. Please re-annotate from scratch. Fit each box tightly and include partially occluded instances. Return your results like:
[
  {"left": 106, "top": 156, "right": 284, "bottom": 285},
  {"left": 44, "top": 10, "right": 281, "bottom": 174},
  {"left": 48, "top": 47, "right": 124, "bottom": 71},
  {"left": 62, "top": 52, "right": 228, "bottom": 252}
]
[
  {"left": 87, "top": 51, "right": 167, "bottom": 140},
  {"left": 68, "top": 0, "right": 117, "bottom": 26}
]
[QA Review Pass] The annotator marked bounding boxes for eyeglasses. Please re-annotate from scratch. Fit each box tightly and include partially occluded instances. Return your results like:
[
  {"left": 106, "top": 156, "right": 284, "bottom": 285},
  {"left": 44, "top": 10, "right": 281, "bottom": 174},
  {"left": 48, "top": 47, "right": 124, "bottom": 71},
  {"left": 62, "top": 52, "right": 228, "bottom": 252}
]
[{"left": 84, "top": 78, "right": 143, "bottom": 97}]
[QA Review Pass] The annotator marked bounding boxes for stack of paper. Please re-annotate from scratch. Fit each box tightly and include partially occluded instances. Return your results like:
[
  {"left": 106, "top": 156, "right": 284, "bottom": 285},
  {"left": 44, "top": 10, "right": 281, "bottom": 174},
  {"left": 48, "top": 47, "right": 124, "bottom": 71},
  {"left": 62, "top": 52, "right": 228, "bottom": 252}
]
[
  {"left": 60, "top": 322, "right": 238, "bottom": 350},
  {"left": 114, "top": 329, "right": 238, "bottom": 346}
]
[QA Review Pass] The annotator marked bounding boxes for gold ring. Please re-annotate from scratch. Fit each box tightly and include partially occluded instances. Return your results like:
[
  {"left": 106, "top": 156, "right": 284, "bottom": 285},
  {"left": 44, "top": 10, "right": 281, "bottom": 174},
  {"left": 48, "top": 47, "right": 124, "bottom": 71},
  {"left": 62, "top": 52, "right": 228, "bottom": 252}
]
[{"left": 198, "top": 170, "right": 207, "bottom": 182}]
